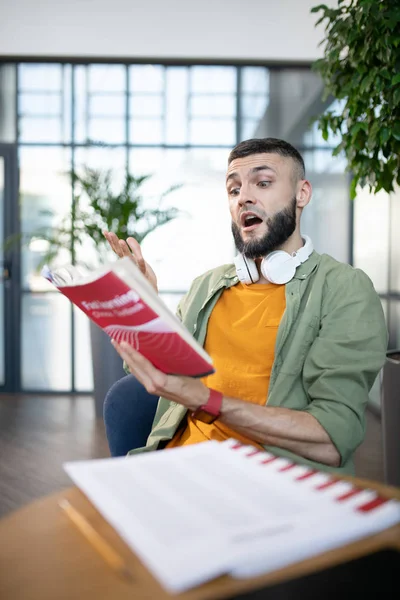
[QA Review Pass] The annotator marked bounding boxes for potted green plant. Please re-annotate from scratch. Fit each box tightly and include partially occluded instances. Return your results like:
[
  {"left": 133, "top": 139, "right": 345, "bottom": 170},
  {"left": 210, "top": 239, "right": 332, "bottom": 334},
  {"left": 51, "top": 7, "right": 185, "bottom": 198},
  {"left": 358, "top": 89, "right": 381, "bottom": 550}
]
[
  {"left": 311, "top": 0, "right": 400, "bottom": 486},
  {"left": 33, "top": 166, "right": 181, "bottom": 268},
  {"left": 12, "top": 165, "right": 181, "bottom": 416}
]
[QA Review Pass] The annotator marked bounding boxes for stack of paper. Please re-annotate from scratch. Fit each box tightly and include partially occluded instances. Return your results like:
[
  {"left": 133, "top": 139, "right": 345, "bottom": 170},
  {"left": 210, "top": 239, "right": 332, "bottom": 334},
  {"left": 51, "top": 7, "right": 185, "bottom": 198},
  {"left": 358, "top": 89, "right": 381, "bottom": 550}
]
[{"left": 64, "top": 440, "right": 400, "bottom": 593}]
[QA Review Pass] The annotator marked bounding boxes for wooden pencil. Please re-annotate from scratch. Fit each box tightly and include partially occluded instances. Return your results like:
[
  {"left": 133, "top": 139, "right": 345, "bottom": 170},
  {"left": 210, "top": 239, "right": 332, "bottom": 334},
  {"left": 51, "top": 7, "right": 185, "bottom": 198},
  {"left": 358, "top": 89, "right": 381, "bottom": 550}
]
[{"left": 59, "top": 498, "right": 133, "bottom": 581}]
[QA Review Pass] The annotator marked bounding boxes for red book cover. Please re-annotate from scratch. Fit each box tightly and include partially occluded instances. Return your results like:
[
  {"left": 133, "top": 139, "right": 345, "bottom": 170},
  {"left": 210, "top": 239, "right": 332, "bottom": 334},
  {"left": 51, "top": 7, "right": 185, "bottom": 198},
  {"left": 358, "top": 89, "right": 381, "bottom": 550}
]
[{"left": 44, "top": 259, "right": 214, "bottom": 378}]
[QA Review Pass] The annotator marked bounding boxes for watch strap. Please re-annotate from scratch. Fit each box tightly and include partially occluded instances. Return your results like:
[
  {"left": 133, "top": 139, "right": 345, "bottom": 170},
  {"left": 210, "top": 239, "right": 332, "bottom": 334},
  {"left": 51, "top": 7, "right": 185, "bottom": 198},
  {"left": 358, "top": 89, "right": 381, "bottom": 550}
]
[{"left": 191, "top": 388, "right": 223, "bottom": 422}]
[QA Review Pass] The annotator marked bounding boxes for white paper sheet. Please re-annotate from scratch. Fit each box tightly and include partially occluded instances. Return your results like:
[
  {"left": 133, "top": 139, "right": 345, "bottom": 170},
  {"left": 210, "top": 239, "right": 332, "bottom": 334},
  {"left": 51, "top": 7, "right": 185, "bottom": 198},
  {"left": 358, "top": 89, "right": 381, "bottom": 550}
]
[{"left": 63, "top": 440, "right": 400, "bottom": 593}]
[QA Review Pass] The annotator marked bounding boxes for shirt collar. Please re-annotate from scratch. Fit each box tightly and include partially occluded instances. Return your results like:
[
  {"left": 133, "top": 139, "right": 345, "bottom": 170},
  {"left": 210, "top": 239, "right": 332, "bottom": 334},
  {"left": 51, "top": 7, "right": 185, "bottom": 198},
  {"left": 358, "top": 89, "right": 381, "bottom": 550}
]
[{"left": 293, "top": 250, "right": 320, "bottom": 280}]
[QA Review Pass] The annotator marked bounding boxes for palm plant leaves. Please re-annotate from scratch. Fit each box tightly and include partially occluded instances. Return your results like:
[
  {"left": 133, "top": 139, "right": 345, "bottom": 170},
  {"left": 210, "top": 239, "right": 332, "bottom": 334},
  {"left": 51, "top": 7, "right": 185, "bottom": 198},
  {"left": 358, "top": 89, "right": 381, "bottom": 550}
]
[{"left": 5, "top": 166, "right": 182, "bottom": 268}]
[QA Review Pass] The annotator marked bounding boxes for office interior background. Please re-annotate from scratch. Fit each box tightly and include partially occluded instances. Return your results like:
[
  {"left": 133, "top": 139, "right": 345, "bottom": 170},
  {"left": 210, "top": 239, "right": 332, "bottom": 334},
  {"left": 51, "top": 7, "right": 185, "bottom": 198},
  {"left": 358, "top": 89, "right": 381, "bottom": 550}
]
[{"left": 0, "top": 0, "right": 399, "bottom": 413}]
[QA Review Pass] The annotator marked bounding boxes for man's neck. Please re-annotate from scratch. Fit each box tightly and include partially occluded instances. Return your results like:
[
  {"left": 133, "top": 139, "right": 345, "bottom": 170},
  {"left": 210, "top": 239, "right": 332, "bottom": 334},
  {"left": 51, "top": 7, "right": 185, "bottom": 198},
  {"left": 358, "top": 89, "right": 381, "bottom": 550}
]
[{"left": 278, "top": 232, "right": 305, "bottom": 256}]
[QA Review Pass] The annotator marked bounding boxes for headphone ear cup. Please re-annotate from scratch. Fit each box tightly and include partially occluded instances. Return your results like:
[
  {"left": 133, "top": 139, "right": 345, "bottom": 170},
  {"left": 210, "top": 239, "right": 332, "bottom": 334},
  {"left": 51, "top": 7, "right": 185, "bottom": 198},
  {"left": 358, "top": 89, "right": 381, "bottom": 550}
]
[
  {"left": 234, "top": 254, "right": 259, "bottom": 284},
  {"left": 261, "top": 251, "right": 296, "bottom": 285}
]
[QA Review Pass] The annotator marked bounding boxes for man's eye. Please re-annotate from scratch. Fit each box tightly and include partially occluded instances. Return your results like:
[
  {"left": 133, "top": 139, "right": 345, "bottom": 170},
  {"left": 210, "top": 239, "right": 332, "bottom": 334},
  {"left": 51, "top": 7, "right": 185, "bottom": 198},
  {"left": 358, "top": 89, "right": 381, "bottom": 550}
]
[
  {"left": 229, "top": 188, "right": 240, "bottom": 195},
  {"left": 258, "top": 181, "right": 271, "bottom": 188}
]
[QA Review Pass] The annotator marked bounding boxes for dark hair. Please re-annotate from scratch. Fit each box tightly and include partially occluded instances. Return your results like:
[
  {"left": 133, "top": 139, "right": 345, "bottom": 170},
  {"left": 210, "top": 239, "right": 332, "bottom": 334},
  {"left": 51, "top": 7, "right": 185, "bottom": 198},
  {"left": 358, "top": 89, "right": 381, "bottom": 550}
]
[{"left": 228, "top": 138, "right": 306, "bottom": 181}]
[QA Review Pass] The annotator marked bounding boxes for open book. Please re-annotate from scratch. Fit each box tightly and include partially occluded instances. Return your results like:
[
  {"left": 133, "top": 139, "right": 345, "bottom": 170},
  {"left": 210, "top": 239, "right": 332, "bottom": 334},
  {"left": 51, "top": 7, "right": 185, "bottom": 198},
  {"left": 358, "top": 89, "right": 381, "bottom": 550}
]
[{"left": 42, "top": 257, "right": 214, "bottom": 378}]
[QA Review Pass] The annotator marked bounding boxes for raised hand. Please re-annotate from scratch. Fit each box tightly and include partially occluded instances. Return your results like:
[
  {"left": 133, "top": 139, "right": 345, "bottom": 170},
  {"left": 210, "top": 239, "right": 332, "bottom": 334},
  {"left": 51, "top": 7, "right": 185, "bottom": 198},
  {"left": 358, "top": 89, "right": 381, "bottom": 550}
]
[{"left": 103, "top": 231, "right": 158, "bottom": 293}]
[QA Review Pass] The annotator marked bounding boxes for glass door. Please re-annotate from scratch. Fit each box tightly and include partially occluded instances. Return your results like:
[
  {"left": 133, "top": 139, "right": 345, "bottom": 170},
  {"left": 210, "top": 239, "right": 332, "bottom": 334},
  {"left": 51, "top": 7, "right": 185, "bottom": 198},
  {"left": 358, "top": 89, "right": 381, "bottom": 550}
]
[{"left": 0, "top": 144, "right": 19, "bottom": 392}]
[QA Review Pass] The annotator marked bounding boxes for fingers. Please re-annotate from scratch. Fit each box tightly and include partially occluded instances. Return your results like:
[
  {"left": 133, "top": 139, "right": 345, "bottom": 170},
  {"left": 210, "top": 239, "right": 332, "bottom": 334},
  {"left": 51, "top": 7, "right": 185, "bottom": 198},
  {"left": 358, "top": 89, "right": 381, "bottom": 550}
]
[
  {"left": 103, "top": 231, "right": 124, "bottom": 258},
  {"left": 118, "top": 239, "right": 134, "bottom": 258},
  {"left": 111, "top": 340, "right": 151, "bottom": 388},
  {"left": 126, "top": 237, "right": 146, "bottom": 273},
  {"left": 103, "top": 232, "right": 145, "bottom": 269},
  {"left": 111, "top": 340, "right": 167, "bottom": 395}
]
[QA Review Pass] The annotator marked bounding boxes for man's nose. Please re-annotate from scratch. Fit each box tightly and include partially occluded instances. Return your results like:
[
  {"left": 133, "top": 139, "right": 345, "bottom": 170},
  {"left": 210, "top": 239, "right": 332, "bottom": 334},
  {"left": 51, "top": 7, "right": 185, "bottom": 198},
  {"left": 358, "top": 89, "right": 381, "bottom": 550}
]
[{"left": 237, "top": 186, "right": 256, "bottom": 207}]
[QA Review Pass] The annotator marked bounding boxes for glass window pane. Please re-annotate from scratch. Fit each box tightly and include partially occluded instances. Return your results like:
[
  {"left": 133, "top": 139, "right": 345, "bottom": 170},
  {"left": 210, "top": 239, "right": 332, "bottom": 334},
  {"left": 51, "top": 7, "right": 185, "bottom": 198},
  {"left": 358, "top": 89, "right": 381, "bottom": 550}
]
[
  {"left": 74, "top": 65, "right": 89, "bottom": 143},
  {"left": 62, "top": 64, "right": 72, "bottom": 144},
  {"left": 90, "top": 95, "right": 126, "bottom": 117},
  {"left": 19, "top": 94, "right": 62, "bottom": 116},
  {"left": 129, "top": 148, "right": 234, "bottom": 292},
  {"left": 21, "top": 293, "right": 71, "bottom": 391},
  {"left": 130, "top": 95, "right": 163, "bottom": 117},
  {"left": 240, "top": 118, "right": 259, "bottom": 140},
  {"left": 74, "top": 66, "right": 126, "bottom": 143},
  {"left": 158, "top": 293, "right": 184, "bottom": 315},
  {"left": 19, "top": 64, "right": 62, "bottom": 91},
  {"left": 301, "top": 151, "right": 350, "bottom": 264},
  {"left": 19, "top": 118, "right": 62, "bottom": 143},
  {"left": 302, "top": 149, "right": 347, "bottom": 174},
  {"left": 74, "top": 146, "right": 127, "bottom": 172},
  {"left": 390, "top": 190, "right": 400, "bottom": 293},
  {"left": 242, "top": 67, "right": 269, "bottom": 94},
  {"left": 302, "top": 99, "right": 346, "bottom": 148},
  {"left": 129, "top": 119, "right": 163, "bottom": 144},
  {"left": 74, "top": 146, "right": 126, "bottom": 172},
  {"left": 19, "top": 147, "right": 72, "bottom": 291},
  {"left": 165, "top": 67, "right": 188, "bottom": 145},
  {"left": 74, "top": 306, "right": 93, "bottom": 391},
  {"left": 88, "top": 65, "right": 126, "bottom": 92},
  {"left": 302, "top": 119, "right": 343, "bottom": 148},
  {"left": 353, "top": 187, "right": 390, "bottom": 294},
  {"left": 130, "top": 65, "right": 164, "bottom": 92},
  {"left": 73, "top": 147, "right": 127, "bottom": 267},
  {"left": 129, "top": 147, "right": 164, "bottom": 176},
  {"left": 190, "top": 95, "right": 236, "bottom": 118},
  {"left": 242, "top": 94, "right": 269, "bottom": 119},
  {"left": 88, "top": 118, "right": 125, "bottom": 144},
  {"left": 247, "top": 69, "right": 324, "bottom": 146},
  {"left": 189, "top": 119, "right": 235, "bottom": 145},
  {"left": 191, "top": 66, "right": 236, "bottom": 93}
]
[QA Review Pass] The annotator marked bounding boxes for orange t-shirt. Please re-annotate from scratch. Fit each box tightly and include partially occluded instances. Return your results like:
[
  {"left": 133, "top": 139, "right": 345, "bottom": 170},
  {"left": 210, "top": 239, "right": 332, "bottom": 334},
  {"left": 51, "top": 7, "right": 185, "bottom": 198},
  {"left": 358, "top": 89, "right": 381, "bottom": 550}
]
[{"left": 166, "top": 281, "right": 286, "bottom": 449}]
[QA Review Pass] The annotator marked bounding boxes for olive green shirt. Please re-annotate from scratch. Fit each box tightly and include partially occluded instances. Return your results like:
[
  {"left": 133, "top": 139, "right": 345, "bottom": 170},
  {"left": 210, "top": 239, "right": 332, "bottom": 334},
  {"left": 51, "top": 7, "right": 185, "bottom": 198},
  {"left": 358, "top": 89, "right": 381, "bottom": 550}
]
[{"left": 128, "top": 251, "right": 388, "bottom": 475}]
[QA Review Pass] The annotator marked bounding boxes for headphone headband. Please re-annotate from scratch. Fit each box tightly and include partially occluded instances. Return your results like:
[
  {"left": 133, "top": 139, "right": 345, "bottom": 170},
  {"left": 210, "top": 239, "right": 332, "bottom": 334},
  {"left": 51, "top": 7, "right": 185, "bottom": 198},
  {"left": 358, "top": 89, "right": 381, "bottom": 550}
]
[{"left": 291, "top": 235, "right": 313, "bottom": 266}]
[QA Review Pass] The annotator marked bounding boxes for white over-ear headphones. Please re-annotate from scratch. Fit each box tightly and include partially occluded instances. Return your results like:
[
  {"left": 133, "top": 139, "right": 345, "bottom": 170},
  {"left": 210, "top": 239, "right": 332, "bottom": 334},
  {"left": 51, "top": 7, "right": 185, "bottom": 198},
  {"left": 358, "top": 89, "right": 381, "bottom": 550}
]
[{"left": 234, "top": 235, "right": 314, "bottom": 285}]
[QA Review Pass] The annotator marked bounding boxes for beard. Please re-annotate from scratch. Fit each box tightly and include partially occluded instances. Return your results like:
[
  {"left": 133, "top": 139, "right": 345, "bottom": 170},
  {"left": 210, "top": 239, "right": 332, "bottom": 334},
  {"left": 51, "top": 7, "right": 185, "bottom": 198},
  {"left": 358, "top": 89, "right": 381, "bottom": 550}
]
[{"left": 231, "top": 196, "right": 297, "bottom": 259}]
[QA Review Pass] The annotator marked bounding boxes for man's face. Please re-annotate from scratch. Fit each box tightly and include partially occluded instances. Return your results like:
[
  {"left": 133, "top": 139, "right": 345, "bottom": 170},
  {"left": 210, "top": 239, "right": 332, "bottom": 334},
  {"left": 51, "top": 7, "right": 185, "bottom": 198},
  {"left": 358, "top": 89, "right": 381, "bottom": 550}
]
[{"left": 226, "top": 153, "right": 298, "bottom": 259}]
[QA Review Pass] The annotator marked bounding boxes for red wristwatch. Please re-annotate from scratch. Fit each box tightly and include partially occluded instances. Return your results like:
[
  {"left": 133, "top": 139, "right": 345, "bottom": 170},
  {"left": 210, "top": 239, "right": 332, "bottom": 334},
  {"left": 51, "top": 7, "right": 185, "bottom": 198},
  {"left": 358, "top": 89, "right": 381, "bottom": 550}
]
[{"left": 191, "top": 388, "right": 223, "bottom": 424}]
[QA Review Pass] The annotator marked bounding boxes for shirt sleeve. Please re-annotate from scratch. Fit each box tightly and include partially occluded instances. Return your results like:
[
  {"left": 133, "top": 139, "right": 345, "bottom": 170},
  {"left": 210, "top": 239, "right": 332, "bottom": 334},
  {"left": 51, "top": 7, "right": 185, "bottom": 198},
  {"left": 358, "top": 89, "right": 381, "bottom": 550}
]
[{"left": 302, "top": 268, "right": 388, "bottom": 466}]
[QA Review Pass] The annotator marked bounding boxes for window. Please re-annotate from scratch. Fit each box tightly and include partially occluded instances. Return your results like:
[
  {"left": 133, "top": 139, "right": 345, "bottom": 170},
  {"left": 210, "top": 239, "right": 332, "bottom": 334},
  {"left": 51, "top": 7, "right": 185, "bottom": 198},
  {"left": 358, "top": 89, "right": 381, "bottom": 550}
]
[{"left": 14, "top": 62, "right": 348, "bottom": 392}]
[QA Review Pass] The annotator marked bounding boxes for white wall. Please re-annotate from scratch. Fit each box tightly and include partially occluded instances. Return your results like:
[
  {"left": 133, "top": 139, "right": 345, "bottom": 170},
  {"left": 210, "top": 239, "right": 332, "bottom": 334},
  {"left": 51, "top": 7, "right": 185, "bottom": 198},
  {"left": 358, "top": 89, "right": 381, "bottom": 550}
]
[{"left": 0, "top": 0, "right": 326, "bottom": 62}]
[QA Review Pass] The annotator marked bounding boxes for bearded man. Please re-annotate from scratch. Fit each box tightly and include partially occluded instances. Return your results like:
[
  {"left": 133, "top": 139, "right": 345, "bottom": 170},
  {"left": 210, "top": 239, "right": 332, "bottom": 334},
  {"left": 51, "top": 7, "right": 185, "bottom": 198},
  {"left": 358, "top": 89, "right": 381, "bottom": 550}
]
[{"left": 103, "top": 138, "right": 387, "bottom": 475}]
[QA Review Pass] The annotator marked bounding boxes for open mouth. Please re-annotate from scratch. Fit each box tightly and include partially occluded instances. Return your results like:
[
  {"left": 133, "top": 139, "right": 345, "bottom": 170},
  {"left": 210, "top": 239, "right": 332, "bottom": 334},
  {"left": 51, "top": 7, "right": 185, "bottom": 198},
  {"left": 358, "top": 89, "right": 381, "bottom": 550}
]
[{"left": 241, "top": 213, "right": 263, "bottom": 231}]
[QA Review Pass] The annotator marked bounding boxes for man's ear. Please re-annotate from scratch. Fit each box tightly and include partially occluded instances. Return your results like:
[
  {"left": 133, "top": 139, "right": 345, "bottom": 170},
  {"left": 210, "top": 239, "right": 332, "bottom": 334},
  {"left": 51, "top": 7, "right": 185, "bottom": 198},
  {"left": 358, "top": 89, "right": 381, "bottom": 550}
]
[{"left": 296, "top": 180, "right": 312, "bottom": 208}]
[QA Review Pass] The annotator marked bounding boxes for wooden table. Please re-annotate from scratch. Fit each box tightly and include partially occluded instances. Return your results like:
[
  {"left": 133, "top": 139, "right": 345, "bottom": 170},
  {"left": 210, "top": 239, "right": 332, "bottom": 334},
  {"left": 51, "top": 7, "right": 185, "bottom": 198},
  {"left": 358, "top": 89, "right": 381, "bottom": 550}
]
[{"left": 0, "top": 478, "right": 400, "bottom": 600}]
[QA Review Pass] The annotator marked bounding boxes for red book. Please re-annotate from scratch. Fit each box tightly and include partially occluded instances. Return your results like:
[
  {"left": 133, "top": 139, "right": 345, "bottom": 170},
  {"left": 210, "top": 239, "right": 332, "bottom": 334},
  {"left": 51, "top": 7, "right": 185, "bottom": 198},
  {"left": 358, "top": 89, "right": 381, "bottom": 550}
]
[{"left": 43, "top": 257, "right": 214, "bottom": 378}]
